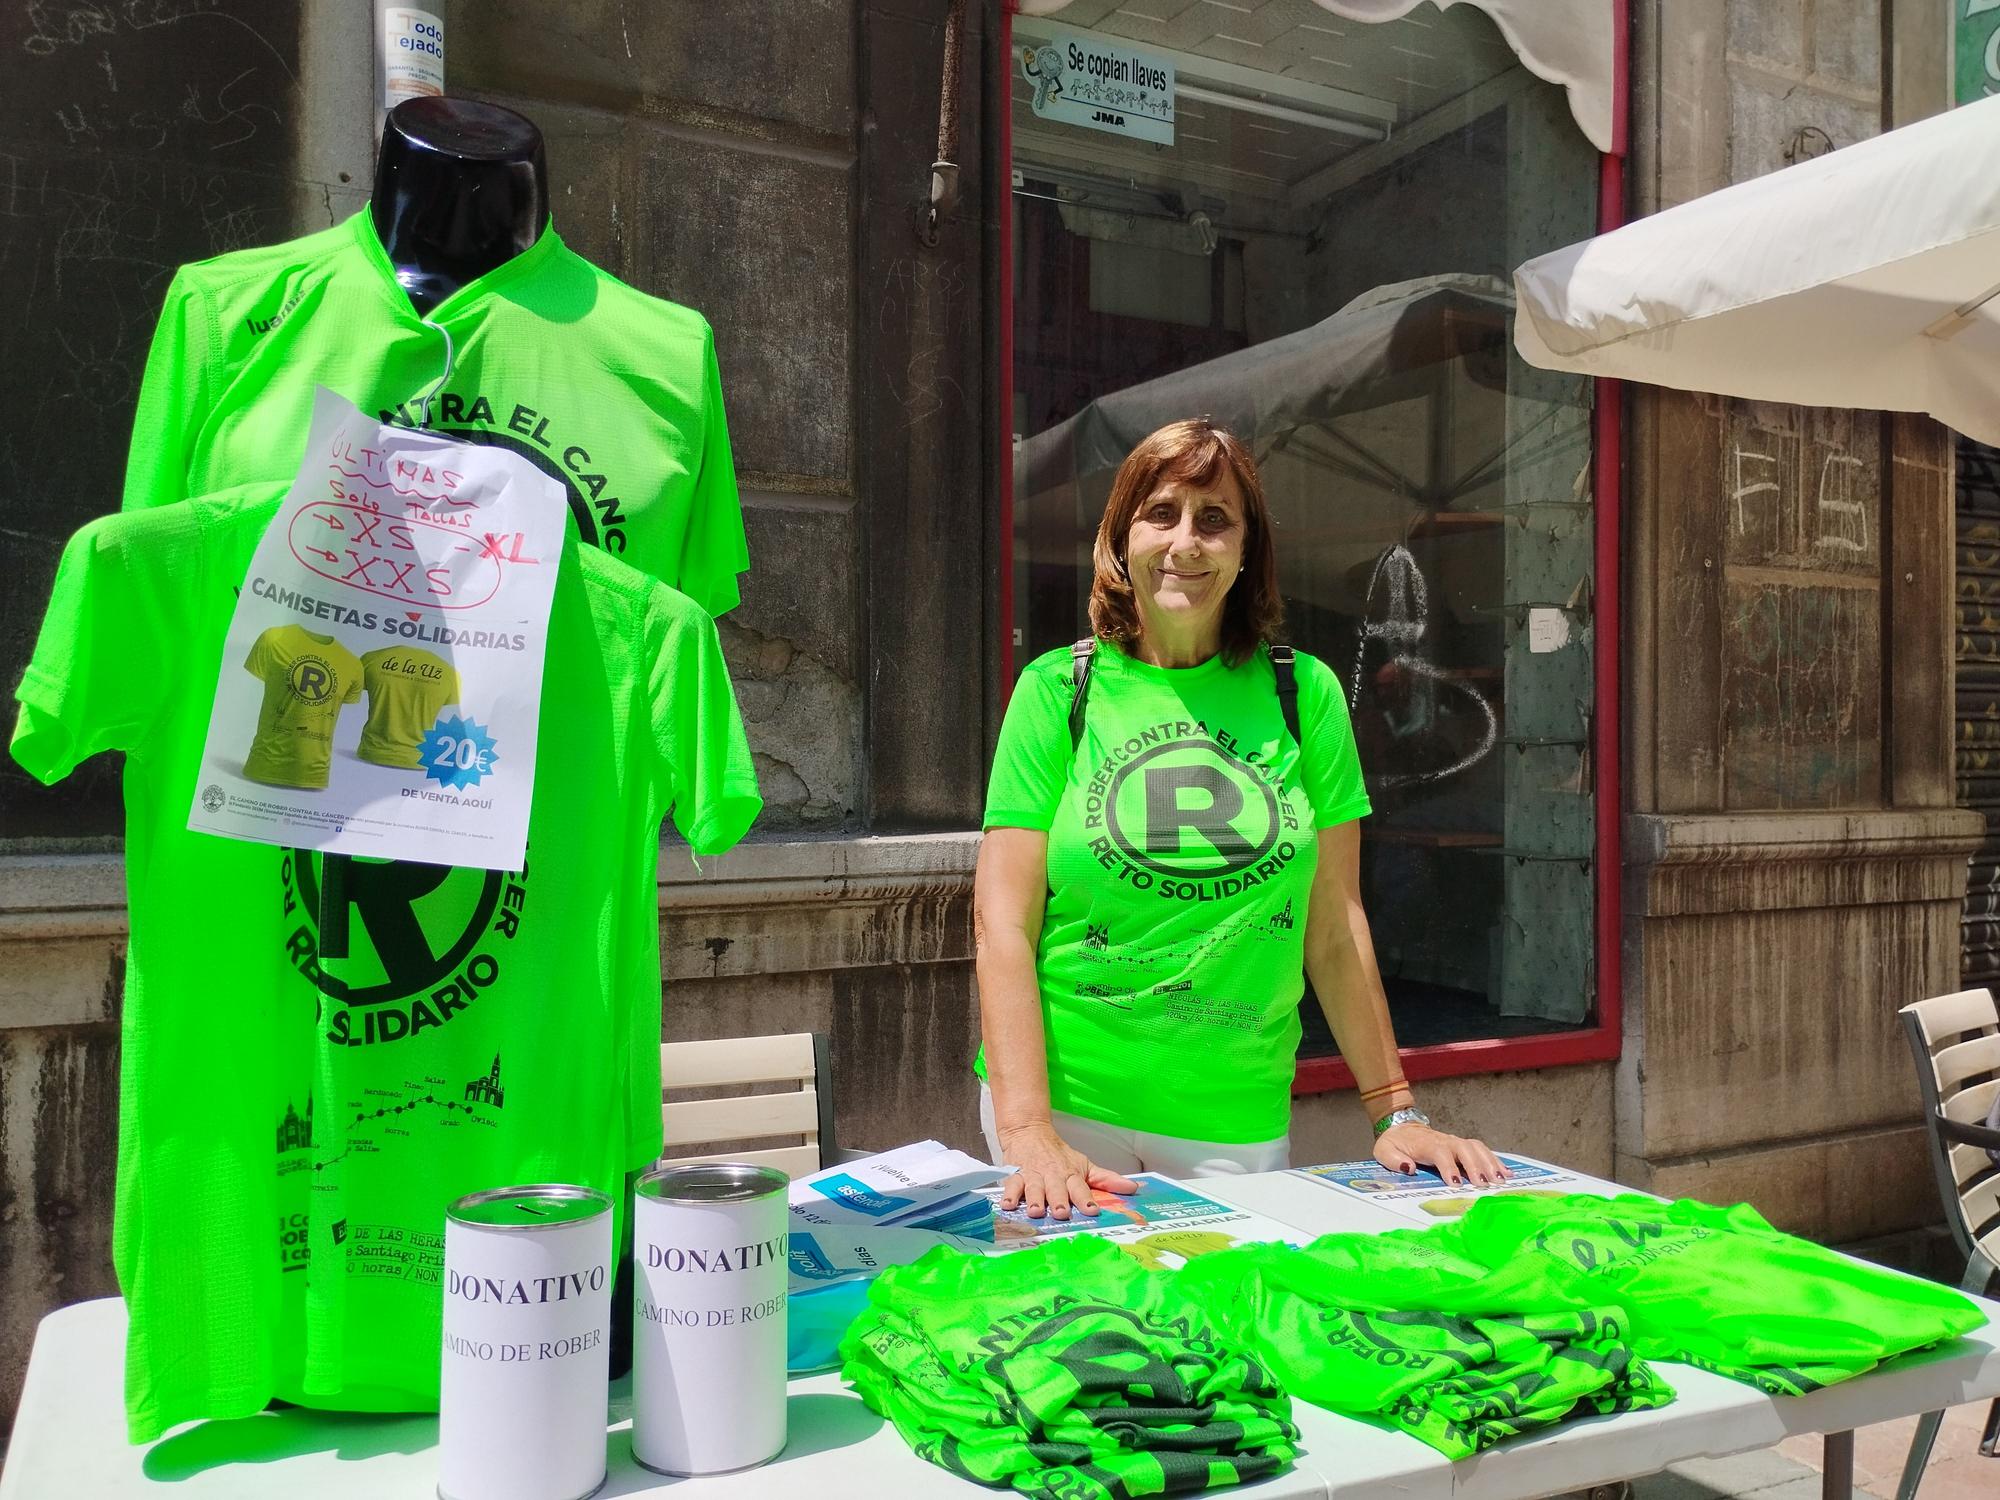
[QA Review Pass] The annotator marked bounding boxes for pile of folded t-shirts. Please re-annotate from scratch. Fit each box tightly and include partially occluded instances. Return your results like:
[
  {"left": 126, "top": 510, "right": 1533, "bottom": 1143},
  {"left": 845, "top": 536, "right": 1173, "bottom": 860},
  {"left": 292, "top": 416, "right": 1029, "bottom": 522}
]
[
  {"left": 840, "top": 1188, "right": 1988, "bottom": 1489},
  {"left": 1177, "top": 1226, "right": 1673, "bottom": 1458},
  {"left": 842, "top": 1234, "right": 1300, "bottom": 1500},
  {"left": 1438, "top": 1193, "right": 1986, "bottom": 1395}
]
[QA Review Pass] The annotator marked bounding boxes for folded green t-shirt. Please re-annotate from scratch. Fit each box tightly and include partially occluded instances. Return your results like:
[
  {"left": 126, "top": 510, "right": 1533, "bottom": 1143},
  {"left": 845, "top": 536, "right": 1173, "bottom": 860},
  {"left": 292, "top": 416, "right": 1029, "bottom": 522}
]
[
  {"left": 1443, "top": 1193, "right": 1986, "bottom": 1395},
  {"left": 841, "top": 1236, "right": 1299, "bottom": 1500},
  {"left": 1176, "top": 1228, "right": 1672, "bottom": 1458}
]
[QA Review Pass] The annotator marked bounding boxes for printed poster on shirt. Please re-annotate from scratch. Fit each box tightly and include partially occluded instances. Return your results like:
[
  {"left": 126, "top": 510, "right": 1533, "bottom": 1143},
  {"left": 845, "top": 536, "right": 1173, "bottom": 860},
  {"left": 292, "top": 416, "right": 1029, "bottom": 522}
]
[
  {"left": 1289, "top": 1154, "right": 1619, "bottom": 1225},
  {"left": 189, "top": 387, "right": 565, "bottom": 870}
]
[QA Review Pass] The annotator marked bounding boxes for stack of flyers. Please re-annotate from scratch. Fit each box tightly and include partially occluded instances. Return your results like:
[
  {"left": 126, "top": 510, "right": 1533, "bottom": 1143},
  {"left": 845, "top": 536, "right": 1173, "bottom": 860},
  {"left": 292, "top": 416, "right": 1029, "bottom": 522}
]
[
  {"left": 788, "top": 1141, "right": 1007, "bottom": 1240},
  {"left": 975, "top": 1173, "right": 1314, "bottom": 1268},
  {"left": 787, "top": 1224, "right": 990, "bottom": 1295},
  {"left": 1288, "top": 1153, "right": 1619, "bottom": 1224}
]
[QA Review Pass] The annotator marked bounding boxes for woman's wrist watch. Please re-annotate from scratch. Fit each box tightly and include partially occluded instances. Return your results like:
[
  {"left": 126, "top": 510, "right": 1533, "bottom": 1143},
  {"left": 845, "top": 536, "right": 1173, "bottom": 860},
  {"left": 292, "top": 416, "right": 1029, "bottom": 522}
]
[{"left": 1372, "top": 1105, "right": 1431, "bottom": 1136}]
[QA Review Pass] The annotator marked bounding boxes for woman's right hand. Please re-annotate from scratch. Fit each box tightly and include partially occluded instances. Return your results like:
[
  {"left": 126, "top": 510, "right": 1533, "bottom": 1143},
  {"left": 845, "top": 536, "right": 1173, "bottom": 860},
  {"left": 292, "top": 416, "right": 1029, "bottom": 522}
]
[{"left": 995, "top": 1122, "right": 1141, "bottom": 1220}]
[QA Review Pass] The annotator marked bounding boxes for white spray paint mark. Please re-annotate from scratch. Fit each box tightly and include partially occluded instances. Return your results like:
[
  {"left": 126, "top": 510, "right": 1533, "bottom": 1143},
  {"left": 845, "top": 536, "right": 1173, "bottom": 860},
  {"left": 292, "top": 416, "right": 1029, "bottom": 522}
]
[{"left": 1347, "top": 543, "right": 1499, "bottom": 790}]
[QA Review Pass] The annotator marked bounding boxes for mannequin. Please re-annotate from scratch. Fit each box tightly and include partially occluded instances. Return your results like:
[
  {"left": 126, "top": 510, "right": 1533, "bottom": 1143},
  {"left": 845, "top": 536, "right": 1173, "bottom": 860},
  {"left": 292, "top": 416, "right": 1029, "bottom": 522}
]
[
  {"left": 371, "top": 96, "right": 549, "bottom": 315},
  {"left": 312, "top": 98, "right": 552, "bottom": 961},
  {"left": 366, "top": 99, "right": 656, "bottom": 1381}
]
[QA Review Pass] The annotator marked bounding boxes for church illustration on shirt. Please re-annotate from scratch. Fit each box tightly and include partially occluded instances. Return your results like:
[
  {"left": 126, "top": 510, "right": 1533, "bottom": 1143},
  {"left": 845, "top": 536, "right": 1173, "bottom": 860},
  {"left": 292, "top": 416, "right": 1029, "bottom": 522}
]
[
  {"left": 276, "top": 1096, "right": 313, "bottom": 1153},
  {"left": 464, "top": 1055, "right": 505, "bottom": 1109}
]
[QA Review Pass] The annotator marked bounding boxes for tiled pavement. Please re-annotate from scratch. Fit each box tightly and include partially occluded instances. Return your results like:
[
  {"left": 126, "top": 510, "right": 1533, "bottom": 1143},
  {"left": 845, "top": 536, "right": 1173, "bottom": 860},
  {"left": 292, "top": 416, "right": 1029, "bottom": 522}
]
[{"left": 1626, "top": 1401, "right": 1996, "bottom": 1499}]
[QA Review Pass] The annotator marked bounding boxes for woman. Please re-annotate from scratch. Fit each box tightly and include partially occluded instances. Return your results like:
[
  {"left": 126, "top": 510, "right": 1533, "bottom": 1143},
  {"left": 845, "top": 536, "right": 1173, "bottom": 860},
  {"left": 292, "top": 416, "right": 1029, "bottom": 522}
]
[{"left": 976, "top": 418, "right": 1505, "bottom": 1219}]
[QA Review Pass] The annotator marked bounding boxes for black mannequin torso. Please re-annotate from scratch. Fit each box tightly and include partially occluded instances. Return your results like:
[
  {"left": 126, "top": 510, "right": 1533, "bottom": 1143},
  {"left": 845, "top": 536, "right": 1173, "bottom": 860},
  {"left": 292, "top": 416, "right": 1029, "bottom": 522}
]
[
  {"left": 371, "top": 97, "right": 549, "bottom": 316},
  {"left": 317, "top": 99, "right": 548, "bottom": 959}
]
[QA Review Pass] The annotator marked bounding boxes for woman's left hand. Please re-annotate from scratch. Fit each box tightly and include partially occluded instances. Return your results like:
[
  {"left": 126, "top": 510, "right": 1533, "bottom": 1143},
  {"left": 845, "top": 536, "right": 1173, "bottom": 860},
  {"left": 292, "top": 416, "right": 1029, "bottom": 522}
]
[{"left": 1373, "top": 1122, "right": 1509, "bottom": 1187}]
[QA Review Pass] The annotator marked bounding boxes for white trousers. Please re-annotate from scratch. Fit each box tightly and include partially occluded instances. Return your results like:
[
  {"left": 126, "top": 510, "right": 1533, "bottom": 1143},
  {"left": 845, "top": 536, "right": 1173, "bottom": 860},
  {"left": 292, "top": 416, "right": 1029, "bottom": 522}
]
[{"left": 978, "top": 1083, "right": 1290, "bottom": 1178}]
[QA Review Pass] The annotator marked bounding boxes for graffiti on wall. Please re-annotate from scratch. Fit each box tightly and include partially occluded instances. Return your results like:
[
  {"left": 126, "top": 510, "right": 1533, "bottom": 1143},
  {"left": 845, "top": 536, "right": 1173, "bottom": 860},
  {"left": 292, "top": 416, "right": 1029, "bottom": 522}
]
[{"left": 1719, "top": 407, "right": 1881, "bottom": 808}]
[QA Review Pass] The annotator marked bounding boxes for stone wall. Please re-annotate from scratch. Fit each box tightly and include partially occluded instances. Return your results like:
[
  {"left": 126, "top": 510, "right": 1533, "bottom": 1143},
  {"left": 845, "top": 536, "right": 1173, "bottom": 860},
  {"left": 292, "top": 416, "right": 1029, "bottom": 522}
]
[
  {"left": 0, "top": 0, "right": 373, "bottom": 1443},
  {"left": 438, "top": 0, "right": 870, "bottom": 830},
  {"left": 1619, "top": 0, "right": 1978, "bottom": 1238}
]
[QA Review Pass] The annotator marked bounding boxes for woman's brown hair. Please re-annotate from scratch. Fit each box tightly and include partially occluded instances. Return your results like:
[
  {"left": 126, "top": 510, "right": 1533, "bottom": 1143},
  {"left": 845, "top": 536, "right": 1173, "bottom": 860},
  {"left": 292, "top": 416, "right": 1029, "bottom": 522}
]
[{"left": 1087, "top": 418, "right": 1282, "bottom": 666}]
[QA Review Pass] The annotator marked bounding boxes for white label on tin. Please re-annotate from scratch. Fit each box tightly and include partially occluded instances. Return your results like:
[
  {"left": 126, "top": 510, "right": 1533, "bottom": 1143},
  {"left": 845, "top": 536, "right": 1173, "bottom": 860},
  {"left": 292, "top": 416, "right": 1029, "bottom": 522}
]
[
  {"left": 446, "top": 1263, "right": 609, "bottom": 1306},
  {"left": 640, "top": 1233, "right": 788, "bottom": 1276},
  {"left": 383, "top": 8, "right": 445, "bottom": 110}
]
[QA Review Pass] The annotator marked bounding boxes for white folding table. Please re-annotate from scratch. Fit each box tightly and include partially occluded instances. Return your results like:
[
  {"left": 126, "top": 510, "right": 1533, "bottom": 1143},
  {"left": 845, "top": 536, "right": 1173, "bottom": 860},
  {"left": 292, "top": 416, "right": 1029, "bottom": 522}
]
[{"left": 4, "top": 1166, "right": 1996, "bottom": 1500}]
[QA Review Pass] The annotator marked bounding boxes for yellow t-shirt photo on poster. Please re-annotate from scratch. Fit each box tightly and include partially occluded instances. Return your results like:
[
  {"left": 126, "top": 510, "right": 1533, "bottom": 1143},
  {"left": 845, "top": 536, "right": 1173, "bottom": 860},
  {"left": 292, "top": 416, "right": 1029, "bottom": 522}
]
[
  {"left": 241, "top": 623, "right": 363, "bottom": 789},
  {"left": 357, "top": 646, "right": 463, "bottom": 770}
]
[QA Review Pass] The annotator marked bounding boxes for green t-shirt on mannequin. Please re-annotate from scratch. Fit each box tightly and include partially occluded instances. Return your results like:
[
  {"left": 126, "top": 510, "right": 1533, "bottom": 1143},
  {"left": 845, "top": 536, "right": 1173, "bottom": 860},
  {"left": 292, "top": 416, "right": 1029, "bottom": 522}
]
[
  {"left": 123, "top": 209, "right": 748, "bottom": 614},
  {"left": 11, "top": 489, "right": 761, "bottom": 1439},
  {"left": 981, "top": 641, "right": 1371, "bottom": 1143}
]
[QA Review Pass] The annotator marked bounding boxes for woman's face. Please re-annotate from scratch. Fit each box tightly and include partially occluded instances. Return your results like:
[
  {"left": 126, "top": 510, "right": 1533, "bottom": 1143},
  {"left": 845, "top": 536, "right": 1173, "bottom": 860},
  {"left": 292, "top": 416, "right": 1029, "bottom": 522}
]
[{"left": 1124, "top": 470, "right": 1247, "bottom": 640}]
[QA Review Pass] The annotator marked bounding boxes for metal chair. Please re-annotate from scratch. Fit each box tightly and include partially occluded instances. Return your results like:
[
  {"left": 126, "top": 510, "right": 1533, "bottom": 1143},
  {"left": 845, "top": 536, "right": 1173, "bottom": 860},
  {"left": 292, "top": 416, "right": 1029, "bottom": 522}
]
[
  {"left": 1894, "top": 988, "right": 2000, "bottom": 1497},
  {"left": 658, "top": 1030, "right": 846, "bottom": 1176}
]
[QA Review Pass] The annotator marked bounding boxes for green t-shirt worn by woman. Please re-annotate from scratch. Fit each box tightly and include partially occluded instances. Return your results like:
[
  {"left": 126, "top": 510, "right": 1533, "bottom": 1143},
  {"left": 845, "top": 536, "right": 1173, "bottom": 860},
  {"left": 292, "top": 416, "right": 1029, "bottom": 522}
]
[{"left": 982, "top": 641, "right": 1371, "bottom": 1143}]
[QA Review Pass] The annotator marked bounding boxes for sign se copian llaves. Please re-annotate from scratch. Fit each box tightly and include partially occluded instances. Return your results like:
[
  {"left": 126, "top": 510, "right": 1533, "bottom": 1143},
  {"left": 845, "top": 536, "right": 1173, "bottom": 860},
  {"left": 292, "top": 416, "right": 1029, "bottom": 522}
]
[{"left": 1021, "top": 25, "right": 1174, "bottom": 145}]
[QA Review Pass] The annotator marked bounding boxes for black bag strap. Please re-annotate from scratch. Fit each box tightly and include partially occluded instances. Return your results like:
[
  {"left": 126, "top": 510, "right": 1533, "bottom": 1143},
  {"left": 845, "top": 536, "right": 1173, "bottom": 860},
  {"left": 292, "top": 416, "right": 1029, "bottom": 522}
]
[
  {"left": 1068, "top": 637, "right": 1097, "bottom": 750},
  {"left": 1268, "top": 643, "right": 1303, "bottom": 748},
  {"left": 1069, "top": 637, "right": 1303, "bottom": 752}
]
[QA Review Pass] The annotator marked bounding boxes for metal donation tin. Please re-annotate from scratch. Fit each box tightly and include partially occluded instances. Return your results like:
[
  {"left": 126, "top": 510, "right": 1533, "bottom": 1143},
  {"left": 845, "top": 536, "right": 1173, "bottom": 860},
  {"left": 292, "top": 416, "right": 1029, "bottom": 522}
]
[
  {"left": 631, "top": 1163, "right": 790, "bottom": 1475},
  {"left": 440, "top": 1184, "right": 613, "bottom": 1500}
]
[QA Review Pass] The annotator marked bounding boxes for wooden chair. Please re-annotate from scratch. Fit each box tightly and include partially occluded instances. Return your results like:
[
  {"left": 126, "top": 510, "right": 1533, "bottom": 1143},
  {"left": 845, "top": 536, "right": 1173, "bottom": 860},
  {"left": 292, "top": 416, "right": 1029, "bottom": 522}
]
[
  {"left": 658, "top": 1031, "right": 840, "bottom": 1178},
  {"left": 1893, "top": 988, "right": 2000, "bottom": 1497}
]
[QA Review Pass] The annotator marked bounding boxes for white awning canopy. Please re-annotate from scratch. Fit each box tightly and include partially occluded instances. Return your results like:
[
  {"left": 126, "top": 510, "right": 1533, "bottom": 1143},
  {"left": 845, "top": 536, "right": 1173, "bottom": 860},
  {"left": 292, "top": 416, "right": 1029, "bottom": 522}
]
[
  {"left": 1017, "top": 0, "right": 1617, "bottom": 153},
  {"left": 1512, "top": 93, "right": 2000, "bottom": 447}
]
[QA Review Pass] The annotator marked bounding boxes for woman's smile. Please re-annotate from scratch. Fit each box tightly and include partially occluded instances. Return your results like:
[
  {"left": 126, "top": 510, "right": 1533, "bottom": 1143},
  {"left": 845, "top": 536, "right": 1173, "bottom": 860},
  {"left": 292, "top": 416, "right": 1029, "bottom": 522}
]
[{"left": 1124, "top": 473, "right": 1245, "bottom": 656}]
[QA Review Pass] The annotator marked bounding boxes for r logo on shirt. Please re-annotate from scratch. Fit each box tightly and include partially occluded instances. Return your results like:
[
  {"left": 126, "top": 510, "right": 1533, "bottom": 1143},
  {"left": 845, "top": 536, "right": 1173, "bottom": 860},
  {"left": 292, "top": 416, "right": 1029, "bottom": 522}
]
[
  {"left": 1083, "top": 721, "right": 1305, "bottom": 904},
  {"left": 289, "top": 656, "right": 338, "bottom": 704},
  {"left": 280, "top": 850, "right": 528, "bottom": 1046}
]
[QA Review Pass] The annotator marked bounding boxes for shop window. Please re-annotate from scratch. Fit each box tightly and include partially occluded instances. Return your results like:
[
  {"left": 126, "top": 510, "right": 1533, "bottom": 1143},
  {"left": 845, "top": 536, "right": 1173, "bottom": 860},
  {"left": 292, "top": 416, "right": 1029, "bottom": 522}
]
[{"left": 1008, "top": 1, "right": 1601, "bottom": 1053}]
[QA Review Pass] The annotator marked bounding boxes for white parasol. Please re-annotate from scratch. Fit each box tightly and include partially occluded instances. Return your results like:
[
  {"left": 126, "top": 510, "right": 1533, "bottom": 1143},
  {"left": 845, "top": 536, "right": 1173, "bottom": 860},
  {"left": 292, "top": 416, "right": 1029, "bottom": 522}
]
[{"left": 1512, "top": 92, "right": 2000, "bottom": 446}]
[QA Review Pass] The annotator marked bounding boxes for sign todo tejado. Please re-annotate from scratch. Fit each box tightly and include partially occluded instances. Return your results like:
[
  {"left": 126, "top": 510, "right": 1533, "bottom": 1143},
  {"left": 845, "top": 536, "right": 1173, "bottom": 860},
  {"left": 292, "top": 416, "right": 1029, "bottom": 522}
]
[
  {"left": 1081, "top": 719, "right": 1304, "bottom": 902},
  {"left": 282, "top": 850, "right": 529, "bottom": 1045}
]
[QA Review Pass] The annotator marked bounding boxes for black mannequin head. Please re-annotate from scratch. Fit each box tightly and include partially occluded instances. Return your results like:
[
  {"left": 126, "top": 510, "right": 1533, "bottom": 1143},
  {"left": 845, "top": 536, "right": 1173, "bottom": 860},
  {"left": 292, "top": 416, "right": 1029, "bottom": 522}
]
[{"left": 371, "top": 97, "right": 549, "bottom": 316}]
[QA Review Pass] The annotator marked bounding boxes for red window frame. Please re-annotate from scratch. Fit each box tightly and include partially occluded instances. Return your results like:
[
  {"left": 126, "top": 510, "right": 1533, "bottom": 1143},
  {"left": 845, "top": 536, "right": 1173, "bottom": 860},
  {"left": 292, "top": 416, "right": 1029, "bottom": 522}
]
[{"left": 996, "top": 0, "right": 1630, "bottom": 1091}]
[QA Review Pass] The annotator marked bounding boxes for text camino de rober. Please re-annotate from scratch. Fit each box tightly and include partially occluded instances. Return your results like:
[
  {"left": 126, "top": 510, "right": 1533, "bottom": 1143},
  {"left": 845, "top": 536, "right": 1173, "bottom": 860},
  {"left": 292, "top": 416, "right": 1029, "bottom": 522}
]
[{"left": 638, "top": 1233, "right": 789, "bottom": 1331}]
